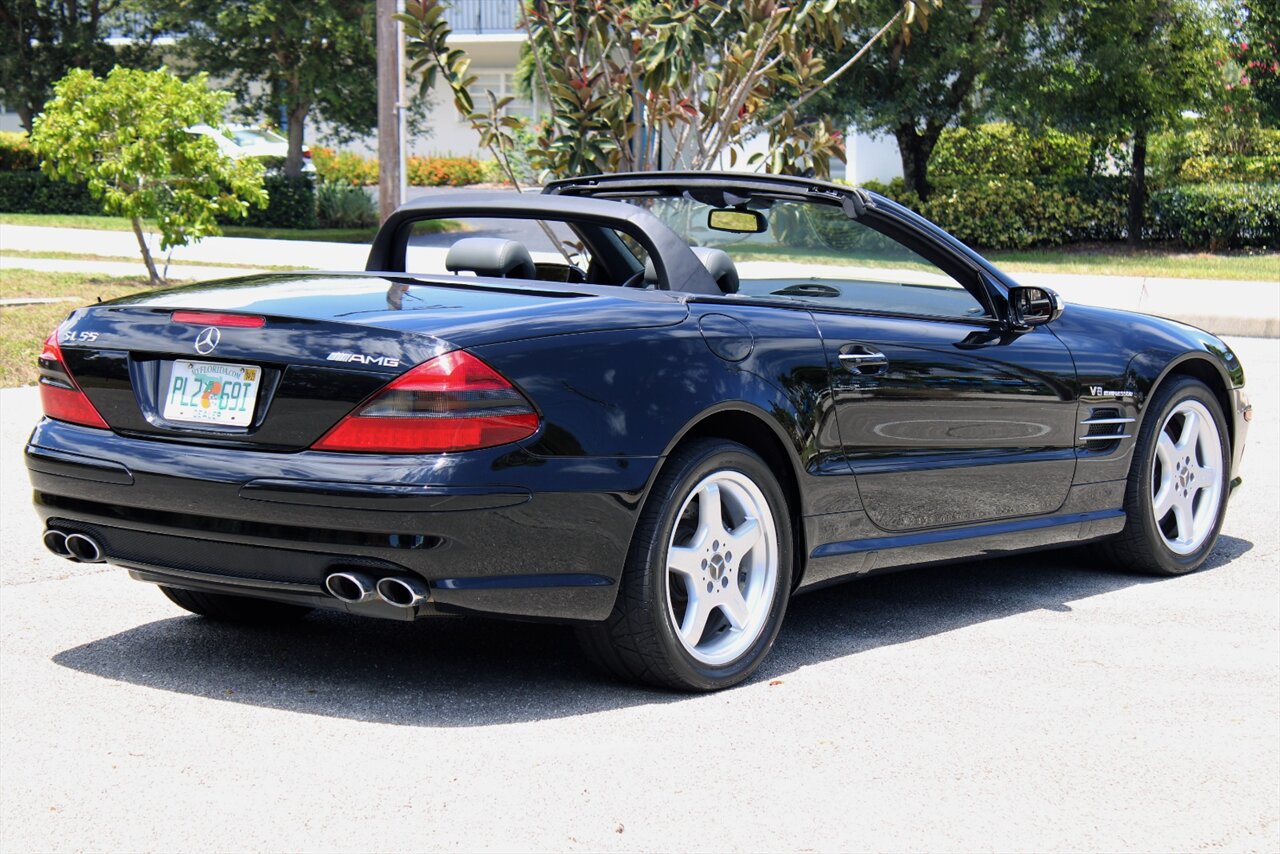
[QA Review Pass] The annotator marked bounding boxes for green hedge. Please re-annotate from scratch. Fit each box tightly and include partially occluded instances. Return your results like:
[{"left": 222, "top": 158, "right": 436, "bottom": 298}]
[
  {"left": 864, "top": 175, "right": 1278, "bottom": 250},
  {"left": 863, "top": 175, "right": 1129, "bottom": 249},
  {"left": 0, "top": 171, "right": 101, "bottom": 215},
  {"left": 0, "top": 132, "right": 38, "bottom": 171},
  {"left": 1149, "top": 183, "right": 1280, "bottom": 249},
  {"left": 232, "top": 174, "right": 316, "bottom": 229},
  {"left": 930, "top": 123, "right": 1093, "bottom": 181}
]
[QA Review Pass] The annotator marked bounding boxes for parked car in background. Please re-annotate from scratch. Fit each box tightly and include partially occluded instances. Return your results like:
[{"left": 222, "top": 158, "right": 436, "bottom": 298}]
[{"left": 187, "top": 123, "right": 315, "bottom": 173}]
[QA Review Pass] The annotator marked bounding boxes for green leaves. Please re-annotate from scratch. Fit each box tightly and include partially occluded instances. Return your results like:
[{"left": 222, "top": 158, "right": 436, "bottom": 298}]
[
  {"left": 404, "top": 0, "right": 928, "bottom": 181},
  {"left": 31, "top": 67, "right": 268, "bottom": 282}
]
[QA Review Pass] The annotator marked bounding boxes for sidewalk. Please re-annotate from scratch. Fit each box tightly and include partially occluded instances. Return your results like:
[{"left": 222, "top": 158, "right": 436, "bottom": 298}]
[{"left": 2, "top": 224, "right": 1276, "bottom": 337}]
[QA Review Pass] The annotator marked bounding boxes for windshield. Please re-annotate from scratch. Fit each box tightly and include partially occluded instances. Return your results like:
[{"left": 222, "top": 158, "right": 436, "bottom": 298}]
[{"left": 612, "top": 194, "right": 989, "bottom": 319}]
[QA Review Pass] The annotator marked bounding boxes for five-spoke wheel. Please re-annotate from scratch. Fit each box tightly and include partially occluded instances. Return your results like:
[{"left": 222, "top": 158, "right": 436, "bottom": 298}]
[
  {"left": 1102, "top": 376, "right": 1230, "bottom": 575},
  {"left": 577, "top": 439, "right": 792, "bottom": 691},
  {"left": 665, "top": 471, "right": 780, "bottom": 666}
]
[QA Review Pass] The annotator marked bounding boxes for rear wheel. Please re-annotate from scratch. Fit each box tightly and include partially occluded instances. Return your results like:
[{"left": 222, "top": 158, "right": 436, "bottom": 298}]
[
  {"left": 577, "top": 439, "right": 793, "bottom": 691},
  {"left": 160, "top": 586, "right": 313, "bottom": 624},
  {"left": 1099, "top": 376, "right": 1230, "bottom": 575}
]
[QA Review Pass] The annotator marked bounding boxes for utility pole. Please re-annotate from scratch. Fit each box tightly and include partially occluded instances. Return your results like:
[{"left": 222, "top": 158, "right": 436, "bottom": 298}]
[{"left": 377, "top": 0, "right": 401, "bottom": 224}]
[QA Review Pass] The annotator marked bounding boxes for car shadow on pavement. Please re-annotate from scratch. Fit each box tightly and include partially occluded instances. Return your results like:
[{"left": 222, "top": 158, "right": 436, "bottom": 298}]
[{"left": 52, "top": 535, "right": 1252, "bottom": 727}]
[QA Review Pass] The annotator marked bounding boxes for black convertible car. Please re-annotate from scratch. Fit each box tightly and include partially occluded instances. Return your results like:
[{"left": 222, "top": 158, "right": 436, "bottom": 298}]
[{"left": 27, "top": 172, "right": 1250, "bottom": 690}]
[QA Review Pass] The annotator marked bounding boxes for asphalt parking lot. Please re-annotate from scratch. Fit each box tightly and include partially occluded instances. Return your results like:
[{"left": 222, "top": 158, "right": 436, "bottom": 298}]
[{"left": 1, "top": 336, "right": 1276, "bottom": 853}]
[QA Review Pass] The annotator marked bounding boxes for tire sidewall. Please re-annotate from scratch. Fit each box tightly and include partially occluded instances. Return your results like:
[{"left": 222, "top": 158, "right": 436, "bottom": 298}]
[
  {"left": 1129, "top": 377, "right": 1231, "bottom": 574},
  {"left": 639, "top": 442, "right": 793, "bottom": 691}
]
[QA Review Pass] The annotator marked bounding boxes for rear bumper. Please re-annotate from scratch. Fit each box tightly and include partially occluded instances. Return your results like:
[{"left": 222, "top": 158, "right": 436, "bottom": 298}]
[{"left": 27, "top": 418, "right": 656, "bottom": 622}]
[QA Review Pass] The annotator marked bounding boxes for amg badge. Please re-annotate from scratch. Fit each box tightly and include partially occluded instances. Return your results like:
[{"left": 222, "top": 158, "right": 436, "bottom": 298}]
[{"left": 327, "top": 352, "right": 400, "bottom": 367}]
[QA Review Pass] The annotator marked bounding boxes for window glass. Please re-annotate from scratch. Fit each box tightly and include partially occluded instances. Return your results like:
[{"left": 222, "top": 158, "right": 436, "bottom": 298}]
[
  {"left": 404, "top": 217, "right": 645, "bottom": 285},
  {"left": 622, "top": 196, "right": 989, "bottom": 319}
]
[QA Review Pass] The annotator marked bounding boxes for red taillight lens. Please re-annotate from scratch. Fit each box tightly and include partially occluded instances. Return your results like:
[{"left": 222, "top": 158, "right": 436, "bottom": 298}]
[
  {"left": 38, "top": 331, "right": 109, "bottom": 429},
  {"left": 311, "top": 351, "right": 540, "bottom": 453},
  {"left": 171, "top": 311, "right": 266, "bottom": 328}
]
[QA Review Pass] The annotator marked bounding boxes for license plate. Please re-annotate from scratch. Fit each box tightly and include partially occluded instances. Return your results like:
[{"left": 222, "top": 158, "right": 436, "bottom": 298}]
[{"left": 163, "top": 360, "right": 261, "bottom": 427}]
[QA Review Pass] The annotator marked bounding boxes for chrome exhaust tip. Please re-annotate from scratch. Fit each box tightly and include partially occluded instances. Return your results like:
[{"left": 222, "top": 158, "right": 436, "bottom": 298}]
[
  {"left": 376, "top": 576, "right": 428, "bottom": 608},
  {"left": 64, "top": 533, "right": 104, "bottom": 563},
  {"left": 42, "top": 529, "right": 71, "bottom": 558},
  {"left": 325, "top": 571, "right": 378, "bottom": 604}
]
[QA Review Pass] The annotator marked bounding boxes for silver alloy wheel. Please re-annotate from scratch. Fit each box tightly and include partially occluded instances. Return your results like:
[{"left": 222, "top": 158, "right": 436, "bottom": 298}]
[
  {"left": 665, "top": 469, "right": 780, "bottom": 666},
  {"left": 1152, "top": 398, "right": 1224, "bottom": 555}
]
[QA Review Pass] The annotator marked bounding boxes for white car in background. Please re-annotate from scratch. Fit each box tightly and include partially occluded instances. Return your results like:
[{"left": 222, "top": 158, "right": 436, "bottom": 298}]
[{"left": 188, "top": 124, "right": 316, "bottom": 173}]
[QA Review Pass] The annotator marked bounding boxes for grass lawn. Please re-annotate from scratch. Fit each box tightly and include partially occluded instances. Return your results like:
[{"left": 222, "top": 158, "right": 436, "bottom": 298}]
[
  {"left": 0, "top": 270, "right": 157, "bottom": 387},
  {"left": 985, "top": 244, "right": 1280, "bottom": 282},
  {"left": 0, "top": 212, "right": 468, "bottom": 243},
  {"left": 0, "top": 212, "right": 379, "bottom": 243},
  {"left": 1, "top": 248, "right": 296, "bottom": 271}
]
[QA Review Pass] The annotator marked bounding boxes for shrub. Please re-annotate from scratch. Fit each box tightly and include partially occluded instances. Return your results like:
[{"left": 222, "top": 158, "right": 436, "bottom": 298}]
[
  {"left": 0, "top": 132, "right": 37, "bottom": 171},
  {"left": 861, "top": 175, "right": 1126, "bottom": 249},
  {"left": 1149, "top": 183, "right": 1280, "bottom": 249},
  {"left": 930, "top": 123, "right": 1093, "bottom": 181},
  {"left": 312, "top": 146, "right": 379, "bottom": 186},
  {"left": 316, "top": 181, "right": 377, "bottom": 228},
  {"left": 230, "top": 175, "right": 317, "bottom": 229},
  {"left": 0, "top": 171, "right": 101, "bottom": 214},
  {"left": 1177, "top": 155, "right": 1280, "bottom": 184},
  {"left": 406, "top": 155, "right": 487, "bottom": 186}
]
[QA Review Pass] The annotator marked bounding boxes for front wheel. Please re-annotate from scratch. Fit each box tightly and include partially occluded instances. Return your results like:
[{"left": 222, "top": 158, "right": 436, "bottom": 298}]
[
  {"left": 577, "top": 439, "right": 793, "bottom": 691},
  {"left": 1100, "top": 376, "right": 1231, "bottom": 575}
]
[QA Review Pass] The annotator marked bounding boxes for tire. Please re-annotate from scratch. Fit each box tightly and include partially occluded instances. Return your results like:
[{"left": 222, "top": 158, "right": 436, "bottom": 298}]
[
  {"left": 576, "top": 439, "right": 793, "bottom": 691},
  {"left": 1099, "top": 376, "right": 1231, "bottom": 576},
  {"left": 160, "top": 585, "right": 313, "bottom": 624}
]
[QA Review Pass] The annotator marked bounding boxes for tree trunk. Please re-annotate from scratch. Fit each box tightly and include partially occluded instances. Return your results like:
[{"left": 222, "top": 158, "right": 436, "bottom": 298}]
[
  {"left": 284, "top": 101, "right": 310, "bottom": 178},
  {"left": 18, "top": 105, "right": 33, "bottom": 134},
  {"left": 894, "top": 125, "right": 939, "bottom": 200},
  {"left": 1127, "top": 126, "right": 1148, "bottom": 246},
  {"left": 130, "top": 217, "right": 162, "bottom": 287}
]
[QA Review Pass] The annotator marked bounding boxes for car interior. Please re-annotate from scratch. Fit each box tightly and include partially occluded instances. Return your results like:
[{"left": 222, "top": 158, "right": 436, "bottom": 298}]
[{"left": 406, "top": 206, "right": 992, "bottom": 320}]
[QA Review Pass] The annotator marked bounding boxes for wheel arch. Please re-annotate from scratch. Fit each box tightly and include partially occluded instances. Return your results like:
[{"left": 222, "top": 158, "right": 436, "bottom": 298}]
[
  {"left": 1145, "top": 353, "right": 1237, "bottom": 453},
  {"left": 650, "top": 403, "right": 808, "bottom": 590}
]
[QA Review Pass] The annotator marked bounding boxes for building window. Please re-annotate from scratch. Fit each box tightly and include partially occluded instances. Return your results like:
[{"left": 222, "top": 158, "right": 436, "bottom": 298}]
[{"left": 464, "top": 71, "right": 536, "bottom": 121}]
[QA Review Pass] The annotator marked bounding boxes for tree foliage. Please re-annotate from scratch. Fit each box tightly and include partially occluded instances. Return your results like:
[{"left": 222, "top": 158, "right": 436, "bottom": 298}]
[
  {"left": 1014, "top": 0, "right": 1224, "bottom": 243},
  {"left": 401, "top": 0, "right": 930, "bottom": 183},
  {"left": 814, "top": 0, "right": 1053, "bottom": 199},
  {"left": 31, "top": 66, "right": 267, "bottom": 284},
  {"left": 158, "top": 0, "right": 378, "bottom": 176},
  {"left": 1225, "top": 1, "right": 1280, "bottom": 128},
  {"left": 0, "top": 0, "right": 160, "bottom": 132}
]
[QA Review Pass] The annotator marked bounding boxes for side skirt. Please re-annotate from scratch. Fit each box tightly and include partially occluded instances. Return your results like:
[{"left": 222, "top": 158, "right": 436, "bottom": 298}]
[{"left": 797, "top": 508, "right": 1125, "bottom": 591}]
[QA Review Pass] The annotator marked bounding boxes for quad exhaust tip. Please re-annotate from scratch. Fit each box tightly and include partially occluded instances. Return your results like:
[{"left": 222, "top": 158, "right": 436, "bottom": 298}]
[
  {"left": 42, "top": 529, "right": 105, "bottom": 563},
  {"left": 42, "top": 529, "right": 71, "bottom": 558},
  {"left": 324, "top": 571, "right": 378, "bottom": 604},
  {"left": 375, "top": 576, "right": 428, "bottom": 609}
]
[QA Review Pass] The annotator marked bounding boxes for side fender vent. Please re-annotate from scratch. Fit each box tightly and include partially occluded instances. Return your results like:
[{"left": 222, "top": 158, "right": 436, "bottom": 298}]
[{"left": 1079, "top": 407, "right": 1134, "bottom": 453}]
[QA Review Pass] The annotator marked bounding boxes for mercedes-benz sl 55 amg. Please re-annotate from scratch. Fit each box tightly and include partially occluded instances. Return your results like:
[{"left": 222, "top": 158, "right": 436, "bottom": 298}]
[{"left": 27, "top": 172, "right": 1250, "bottom": 690}]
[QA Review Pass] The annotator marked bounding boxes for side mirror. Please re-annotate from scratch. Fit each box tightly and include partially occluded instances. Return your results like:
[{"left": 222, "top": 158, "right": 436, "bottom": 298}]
[{"left": 1008, "top": 285, "right": 1064, "bottom": 328}]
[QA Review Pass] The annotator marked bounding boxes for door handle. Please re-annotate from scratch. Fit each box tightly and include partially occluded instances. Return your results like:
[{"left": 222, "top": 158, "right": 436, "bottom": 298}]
[{"left": 838, "top": 346, "right": 888, "bottom": 373}]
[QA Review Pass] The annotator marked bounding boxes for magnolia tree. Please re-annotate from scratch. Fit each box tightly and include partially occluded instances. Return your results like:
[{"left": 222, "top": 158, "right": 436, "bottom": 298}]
[
  {"left": 400, "top": 0, "right": 929, "bottom": 185},
  {"left": 31, "top": 66, "right": 267, "bottom": 284}
]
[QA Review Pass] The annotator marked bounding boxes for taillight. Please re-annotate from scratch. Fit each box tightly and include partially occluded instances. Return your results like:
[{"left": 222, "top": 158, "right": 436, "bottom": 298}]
[
  {"left": 38, "top": 331, "right": 109, "bottom": 429},
  {"left": 311, "top": 351, "right": 539, "bottom": 453}
]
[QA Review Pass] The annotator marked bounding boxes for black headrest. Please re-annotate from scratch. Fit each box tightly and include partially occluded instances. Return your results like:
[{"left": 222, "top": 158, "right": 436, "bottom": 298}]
[
  {"left": 445, "top": 237, "right": 536, "bottom": 279},
  {"left": 646, "top": 246, "right": 739, "bottom": 294}
]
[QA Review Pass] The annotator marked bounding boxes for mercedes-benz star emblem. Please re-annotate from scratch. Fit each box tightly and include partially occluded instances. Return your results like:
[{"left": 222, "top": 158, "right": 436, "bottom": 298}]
[{"left": 194, "top": 326, "right": 221, "bottom": 355}]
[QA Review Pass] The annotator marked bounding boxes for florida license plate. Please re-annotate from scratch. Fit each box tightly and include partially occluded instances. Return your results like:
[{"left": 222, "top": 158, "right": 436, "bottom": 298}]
[{"left": 163, "top": 360, "right": 261, "bottom": 426}]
